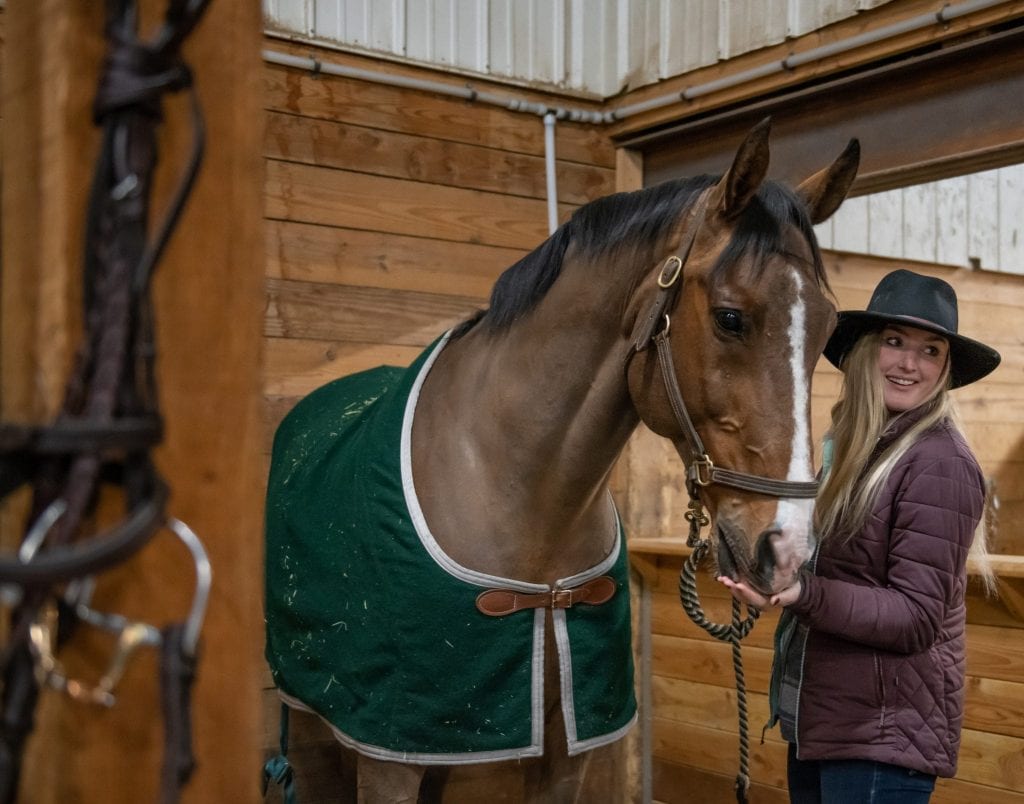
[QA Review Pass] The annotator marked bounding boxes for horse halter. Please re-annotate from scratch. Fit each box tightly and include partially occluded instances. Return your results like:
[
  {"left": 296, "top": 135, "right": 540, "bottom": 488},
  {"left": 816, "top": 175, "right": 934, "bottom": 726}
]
[{"left": 629, "top": 190, "right": 820, "bottom": 506}]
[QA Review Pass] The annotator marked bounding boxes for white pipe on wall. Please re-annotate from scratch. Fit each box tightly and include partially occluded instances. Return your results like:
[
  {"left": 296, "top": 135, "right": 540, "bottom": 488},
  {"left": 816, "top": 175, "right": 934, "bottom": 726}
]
[
  {"left": 262, "top": 48, "right": 610, "bottom": 123},
  {"left": 543, "top": 112, "right": 559, "bottom": 234}
]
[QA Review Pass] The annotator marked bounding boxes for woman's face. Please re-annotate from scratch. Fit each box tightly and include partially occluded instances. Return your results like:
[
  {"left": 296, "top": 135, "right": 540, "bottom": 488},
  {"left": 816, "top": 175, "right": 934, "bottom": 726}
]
[{"left": 877, "top": 324, "right": 949, "bottom": 413}]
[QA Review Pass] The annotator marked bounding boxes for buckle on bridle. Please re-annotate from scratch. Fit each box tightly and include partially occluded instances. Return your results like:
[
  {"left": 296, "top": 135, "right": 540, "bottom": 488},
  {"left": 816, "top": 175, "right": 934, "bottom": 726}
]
[
  {"left": 691, "top": 455, "right": 715, "bottom": 486},
  {"left": 657, "top": 255, "right": 683, "bottom": 288}
]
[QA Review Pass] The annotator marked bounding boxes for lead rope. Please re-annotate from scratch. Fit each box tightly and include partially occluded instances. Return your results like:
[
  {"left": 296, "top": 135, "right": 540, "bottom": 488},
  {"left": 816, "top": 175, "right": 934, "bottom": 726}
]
[{"left": 678, "top": 498, "right": 760, "bottom": 804}]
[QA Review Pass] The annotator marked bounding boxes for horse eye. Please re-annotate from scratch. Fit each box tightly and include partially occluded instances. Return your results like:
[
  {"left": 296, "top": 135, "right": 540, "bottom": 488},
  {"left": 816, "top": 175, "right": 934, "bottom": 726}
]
[{"left": 714, "top": 309, "right": 744, "bottom": 335}]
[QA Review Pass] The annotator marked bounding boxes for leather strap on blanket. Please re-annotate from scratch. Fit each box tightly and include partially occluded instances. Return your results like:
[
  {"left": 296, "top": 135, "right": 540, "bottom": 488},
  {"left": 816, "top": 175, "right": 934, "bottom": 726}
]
[{"left": 475, "top": 576, "right": 617, "bottom": 616}]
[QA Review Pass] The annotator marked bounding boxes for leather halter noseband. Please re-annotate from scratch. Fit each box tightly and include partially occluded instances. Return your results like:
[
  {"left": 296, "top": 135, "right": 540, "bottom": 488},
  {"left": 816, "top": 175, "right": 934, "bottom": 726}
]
[{"left": 629, "top": 190, "right": 819, "bottom": 503}]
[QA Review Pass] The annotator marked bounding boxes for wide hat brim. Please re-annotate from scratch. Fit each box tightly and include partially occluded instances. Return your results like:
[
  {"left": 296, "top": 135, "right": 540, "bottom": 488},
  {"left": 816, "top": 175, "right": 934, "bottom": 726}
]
[{"left": 824, "top": 310, "right": 1001, "bottom": 389}]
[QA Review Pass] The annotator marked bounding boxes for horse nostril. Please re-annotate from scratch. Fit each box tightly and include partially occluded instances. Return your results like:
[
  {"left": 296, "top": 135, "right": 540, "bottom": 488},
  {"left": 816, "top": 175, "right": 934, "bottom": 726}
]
[{"left": 755, "top": 529, "right": 781, "bottom": 576}]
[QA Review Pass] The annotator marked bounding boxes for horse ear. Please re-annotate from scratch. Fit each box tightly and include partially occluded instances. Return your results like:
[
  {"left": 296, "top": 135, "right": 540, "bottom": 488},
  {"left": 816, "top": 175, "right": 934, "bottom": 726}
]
[
  {"left": 709, "top": 117, "right": 772, "bottom": 220},
  {"left": 795, "top": 139, "right": 861, "bottom": 224}
]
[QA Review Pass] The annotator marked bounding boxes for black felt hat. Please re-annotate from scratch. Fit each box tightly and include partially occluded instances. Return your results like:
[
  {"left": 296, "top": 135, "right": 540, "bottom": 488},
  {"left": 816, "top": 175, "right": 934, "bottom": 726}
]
[{"left": 824, "top": 269, "right": 1001, "bottom": 388}]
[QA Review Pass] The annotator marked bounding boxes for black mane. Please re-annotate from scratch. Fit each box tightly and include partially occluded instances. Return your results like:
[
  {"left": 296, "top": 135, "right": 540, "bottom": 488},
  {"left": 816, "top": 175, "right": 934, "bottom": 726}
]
[{"left": 455, "top": 175, "right": 829, "bottom": 337}]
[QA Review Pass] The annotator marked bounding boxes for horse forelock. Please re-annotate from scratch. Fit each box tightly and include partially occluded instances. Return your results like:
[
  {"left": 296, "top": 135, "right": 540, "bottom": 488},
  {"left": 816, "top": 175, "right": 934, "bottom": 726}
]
[{"left": 709, "top": 180, "right": 830, "bottom": 293}]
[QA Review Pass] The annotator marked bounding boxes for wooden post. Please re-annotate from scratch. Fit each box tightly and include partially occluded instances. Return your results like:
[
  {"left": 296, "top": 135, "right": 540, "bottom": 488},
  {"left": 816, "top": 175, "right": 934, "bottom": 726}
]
[{"left": 1, "top": 2, "right": 265, "bottom": 801}]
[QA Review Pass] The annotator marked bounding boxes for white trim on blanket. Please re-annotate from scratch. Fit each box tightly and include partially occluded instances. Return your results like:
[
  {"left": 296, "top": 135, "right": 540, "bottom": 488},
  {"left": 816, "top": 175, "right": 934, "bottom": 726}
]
[
  {"left": 531, "top": 608, "right": 547, "bottom": 750},
  {"left": 554, "top": 608, "right": 578, "bottom": 744},
  {"left": 277, "top": 690, "right": 543, "bottom": 766},
  {"left": 400, "top": 332, "right": 622, "bottom": 595},
  {"left": 400, "top": 333, "right": 547, "bottom": 594},
  {"left": 569, "top": 712, "right": 639, "bottom": 757}
]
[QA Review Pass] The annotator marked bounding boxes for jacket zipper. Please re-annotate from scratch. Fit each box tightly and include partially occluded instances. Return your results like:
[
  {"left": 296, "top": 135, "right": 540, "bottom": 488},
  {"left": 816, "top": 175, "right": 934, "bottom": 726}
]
[
  {"left": 875, "top": 652, "right": 886, "bottom": 729},
  {"left": 792, "top": 546, "right": 820, "bottom": 760}
]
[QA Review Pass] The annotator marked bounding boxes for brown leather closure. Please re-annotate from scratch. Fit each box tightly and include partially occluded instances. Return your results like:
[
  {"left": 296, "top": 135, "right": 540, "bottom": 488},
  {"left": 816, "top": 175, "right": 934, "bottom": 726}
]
[{"left": 475, "top": 575, "right": 617, "bottom": 617}]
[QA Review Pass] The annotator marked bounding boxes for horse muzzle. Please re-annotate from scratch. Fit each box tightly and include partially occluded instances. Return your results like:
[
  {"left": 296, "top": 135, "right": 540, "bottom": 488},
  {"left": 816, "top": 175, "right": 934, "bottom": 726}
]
[{"left": 715, "top": 520, "right": 810, "bottom": 597}]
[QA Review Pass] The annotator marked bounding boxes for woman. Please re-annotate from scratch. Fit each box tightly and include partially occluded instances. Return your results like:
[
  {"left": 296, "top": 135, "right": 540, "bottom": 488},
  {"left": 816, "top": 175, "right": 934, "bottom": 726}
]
[{"left": 720, "top": 269, "right": 1001, "bottom": 803}]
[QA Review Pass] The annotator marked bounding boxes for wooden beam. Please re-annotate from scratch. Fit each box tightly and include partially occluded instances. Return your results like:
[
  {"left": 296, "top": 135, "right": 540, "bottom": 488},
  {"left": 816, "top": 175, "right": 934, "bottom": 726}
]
[
  {"left": 637, "top": 26, "right": 1024, "bottom": 194},
  {"left": 607, "top": 0, "right": 1024, "bottom": 141}
]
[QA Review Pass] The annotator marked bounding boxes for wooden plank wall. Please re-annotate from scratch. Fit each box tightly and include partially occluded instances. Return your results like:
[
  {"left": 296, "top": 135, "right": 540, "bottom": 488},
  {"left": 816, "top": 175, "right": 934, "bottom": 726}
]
[
  {"left": 623, "top": 253, "right": 1024, "bottom": 803},
  {"left": 259, "top": 40, "right": 617, "bottom": 802},
  {"left": 814, "top": 168, "right": 1024, "bottom": 277}
]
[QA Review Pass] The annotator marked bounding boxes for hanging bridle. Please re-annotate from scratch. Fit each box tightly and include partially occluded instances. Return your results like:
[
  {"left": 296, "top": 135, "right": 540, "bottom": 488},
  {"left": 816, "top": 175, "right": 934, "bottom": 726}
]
[
  {"left": 628, "top": 189, "right": 820, "bottom": 804},
  {"left": 0, "top": 2, "right": 211, "bottom": 802}
]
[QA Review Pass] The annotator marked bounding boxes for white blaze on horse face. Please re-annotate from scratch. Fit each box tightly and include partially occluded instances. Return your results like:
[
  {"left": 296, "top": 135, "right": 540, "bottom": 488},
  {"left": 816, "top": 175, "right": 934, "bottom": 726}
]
[{"left": 769, "top": 267, "right": 816, "bottom": 585}]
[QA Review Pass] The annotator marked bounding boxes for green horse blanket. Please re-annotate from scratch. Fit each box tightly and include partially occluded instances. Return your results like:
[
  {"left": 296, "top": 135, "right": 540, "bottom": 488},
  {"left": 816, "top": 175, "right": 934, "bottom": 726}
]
[{"left": 265, "top": 335, "right": 636, "bottom": 764}]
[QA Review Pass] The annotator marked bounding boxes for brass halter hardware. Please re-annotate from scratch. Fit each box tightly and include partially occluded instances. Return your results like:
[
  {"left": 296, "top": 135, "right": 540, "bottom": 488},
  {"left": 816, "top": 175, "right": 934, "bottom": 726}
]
[
  {"left": 657, "top": 255, "right": 683, "bottom": 288},
  {"left": 690, "top": 455, "right": 715, "bottom": 487}
]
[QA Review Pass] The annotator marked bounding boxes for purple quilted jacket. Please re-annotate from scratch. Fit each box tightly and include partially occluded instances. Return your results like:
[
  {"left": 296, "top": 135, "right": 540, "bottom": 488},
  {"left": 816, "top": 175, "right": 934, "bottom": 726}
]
[{"left": 788, "top": 415, "right": 984, "bottom": 777}]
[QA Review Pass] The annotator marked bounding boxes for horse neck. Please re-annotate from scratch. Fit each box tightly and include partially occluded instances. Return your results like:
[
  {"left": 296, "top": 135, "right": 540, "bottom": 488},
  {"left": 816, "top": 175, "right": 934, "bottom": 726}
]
[{"left": 429, "top": 256, "right": 642, "bottom": 525}]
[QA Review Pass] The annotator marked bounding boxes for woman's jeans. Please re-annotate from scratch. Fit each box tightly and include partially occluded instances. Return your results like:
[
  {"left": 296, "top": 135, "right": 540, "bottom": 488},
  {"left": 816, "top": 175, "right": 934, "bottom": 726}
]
[{"left": 787, "top": 743, "right": 936, "bottom": 803}]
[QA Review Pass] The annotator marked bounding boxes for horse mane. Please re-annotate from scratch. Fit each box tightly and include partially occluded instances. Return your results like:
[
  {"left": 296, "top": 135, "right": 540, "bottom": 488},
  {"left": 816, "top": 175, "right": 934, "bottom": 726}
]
[{"left": 452, "top": 174, "right": 830, "bottom": 338}]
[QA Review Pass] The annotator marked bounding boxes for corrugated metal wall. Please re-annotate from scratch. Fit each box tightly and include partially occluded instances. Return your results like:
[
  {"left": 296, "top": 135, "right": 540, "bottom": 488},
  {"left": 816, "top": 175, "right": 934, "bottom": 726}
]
[
  {"left": 262, "top": 0, "right": 894, "bottom": 96},
  {"left": 815, "top": 166, "right": 1024, "bottom": 275}
]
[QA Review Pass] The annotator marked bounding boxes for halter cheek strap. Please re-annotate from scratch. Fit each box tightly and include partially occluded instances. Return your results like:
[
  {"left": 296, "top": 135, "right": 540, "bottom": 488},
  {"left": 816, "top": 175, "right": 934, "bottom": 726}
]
[{"left": 628, "top": 192, "right": 819, "bottom": 503}]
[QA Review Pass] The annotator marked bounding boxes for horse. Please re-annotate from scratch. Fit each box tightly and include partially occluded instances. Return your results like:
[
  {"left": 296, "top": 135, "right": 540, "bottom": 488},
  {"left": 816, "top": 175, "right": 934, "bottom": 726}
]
[{"left": 264, "top": 118, "right": 859, "bottom": 803}]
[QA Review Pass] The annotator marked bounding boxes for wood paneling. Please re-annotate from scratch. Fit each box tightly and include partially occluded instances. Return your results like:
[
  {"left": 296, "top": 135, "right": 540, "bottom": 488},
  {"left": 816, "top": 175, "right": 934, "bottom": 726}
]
[
  {"left": 265, "top": 278, "right": 479, "bottom": 344},
  {"left": 653, "top": 718, "right": 788, "bottom": 787},
  {"left": 653, "top": 757, "right": 790, "bottom": 804},
  {"left": 266, "top": 220, "right": 521, "bottom": 297},
  {"left": 263, "top": 53, "right": 614, "bottom": 168},
  {"left": 265, "top": 110, "right": 613, "bottom": 205},
  {"left": 814, "top": 167, "right": 1024, "bottom": 277},
  {"left": 263, "top": 338, "right": 423, "bottom": 397},
  {"left": 266, "top": 160, "right": 558, "bottom": 248}
]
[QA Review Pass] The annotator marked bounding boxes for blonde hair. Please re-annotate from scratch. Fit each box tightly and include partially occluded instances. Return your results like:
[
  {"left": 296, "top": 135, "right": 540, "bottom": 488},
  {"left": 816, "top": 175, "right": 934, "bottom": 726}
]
[
  {"left": 815, "top": 330, "right": 951, "bottom": 539},
  {"left": 814, "top": 329, "right": 995, "bottom": 591}
]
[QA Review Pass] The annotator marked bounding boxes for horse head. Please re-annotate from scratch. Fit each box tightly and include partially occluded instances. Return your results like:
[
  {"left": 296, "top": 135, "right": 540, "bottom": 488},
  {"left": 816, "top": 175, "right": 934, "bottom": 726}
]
[{"left": 626, "top": 118, "right": 859, "bottom": 595}]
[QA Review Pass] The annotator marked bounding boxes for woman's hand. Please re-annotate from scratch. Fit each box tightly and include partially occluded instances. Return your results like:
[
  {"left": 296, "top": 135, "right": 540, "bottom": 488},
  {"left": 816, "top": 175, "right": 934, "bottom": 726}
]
[
  {"left": 716, "top": 576, "right": 769, "bottom": 608},
  {"left": 769, "top": 580, "right": 802, "bottom": 608},
  {"left": 717, "top": 576, "right": 802, "bottom": 608}
]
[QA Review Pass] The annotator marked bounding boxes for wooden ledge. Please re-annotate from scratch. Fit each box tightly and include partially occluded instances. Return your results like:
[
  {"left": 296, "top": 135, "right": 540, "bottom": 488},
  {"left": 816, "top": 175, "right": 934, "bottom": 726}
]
[{"left": 627, "top": 537, "right": 1024, "bottom": 579}]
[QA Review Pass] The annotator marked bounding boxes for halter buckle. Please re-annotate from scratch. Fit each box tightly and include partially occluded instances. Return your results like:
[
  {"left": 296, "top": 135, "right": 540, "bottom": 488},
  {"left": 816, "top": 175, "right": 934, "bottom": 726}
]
[
  {"left": 657, "top": 255, "right": 683, "bottom": 288},
  {"left": 691, "top": 455, "right": 715, "bottom": 487}
]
